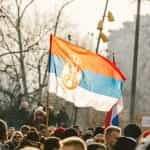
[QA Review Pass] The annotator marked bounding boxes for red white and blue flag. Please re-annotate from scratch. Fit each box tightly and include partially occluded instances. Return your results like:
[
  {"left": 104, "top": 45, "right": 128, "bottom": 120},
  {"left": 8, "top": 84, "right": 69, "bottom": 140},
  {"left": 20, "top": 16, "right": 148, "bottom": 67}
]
[
  {"left": 105, "top": 97, "right": 123, "bottom": 127},
  {"left": 48, "top": 35, "right": 125, "bottom": 112}
]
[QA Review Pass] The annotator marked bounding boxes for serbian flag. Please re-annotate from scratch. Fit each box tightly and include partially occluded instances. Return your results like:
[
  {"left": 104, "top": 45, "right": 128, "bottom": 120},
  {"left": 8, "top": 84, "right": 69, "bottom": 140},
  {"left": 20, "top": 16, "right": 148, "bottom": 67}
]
[
  {"left": 105, "top": 97, "right": 123, "bottom": 127},
  {"left": 48, "top": 35, "right": 125, "bottom": 111}
]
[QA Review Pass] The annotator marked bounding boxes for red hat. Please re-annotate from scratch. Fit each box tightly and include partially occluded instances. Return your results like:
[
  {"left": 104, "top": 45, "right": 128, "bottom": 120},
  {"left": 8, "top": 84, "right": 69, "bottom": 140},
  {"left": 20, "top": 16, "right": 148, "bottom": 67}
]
[
  {"left": 54, "top": 127, "right": 65, "bottom": 139},
  {"left": 55, "top": 127, "right": 65, "bottom": 133}
]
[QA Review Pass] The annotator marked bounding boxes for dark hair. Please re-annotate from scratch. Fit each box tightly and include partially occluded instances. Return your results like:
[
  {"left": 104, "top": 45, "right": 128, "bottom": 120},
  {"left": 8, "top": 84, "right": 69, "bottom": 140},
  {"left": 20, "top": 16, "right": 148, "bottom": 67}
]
[
  {"left": 20, "top": 125, "right": 30, "bottom": 135},
  {"left": 19, "top": 129, "right": 40, "bottom": 149},
  {"left": 124, "top": 124, "right": 141, "bottom": 139},
  {"left": 0, "top": 119, "right": 8, "bottom": 140},
  {"left": 94, "top": 127, "right": 104, "bottom": 136},
  {"left": 26, "top": 128, "right": 40, "bottom": 142},
  {"left": 114, "top": 136, "right": 136, "bottom": 150},
  {"left": 87, "top": 143, "right": 106, "bottom": 150},
  {"left": 44, "top": 137, "right": 60, "bottom": 150},
  {"left": 73, "top": 125, "right": 81, "bottom": 130},
  {"left": 64, "top": 128, "right": 78, "bottom": 138},
  {"left": 82, "top": 132, "right": 93, "bottom": 141}
]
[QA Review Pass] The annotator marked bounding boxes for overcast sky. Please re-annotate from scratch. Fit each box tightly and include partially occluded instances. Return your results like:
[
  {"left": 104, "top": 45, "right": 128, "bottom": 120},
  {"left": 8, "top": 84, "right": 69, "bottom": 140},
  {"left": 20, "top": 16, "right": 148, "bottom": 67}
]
[
  {"left": 27, "top": 0, "right": 150, "bottom": 53},
  {"left": 34, "top": 0, "right": 150, "bottom": 33}
]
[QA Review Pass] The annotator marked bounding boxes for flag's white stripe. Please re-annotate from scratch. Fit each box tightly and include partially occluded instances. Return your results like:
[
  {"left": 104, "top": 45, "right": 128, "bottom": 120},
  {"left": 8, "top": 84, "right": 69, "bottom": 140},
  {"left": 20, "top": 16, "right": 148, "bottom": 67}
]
[
  {"left": 48, "top": 73, "right": 119, "bottom": 111},
  {"left": 111, "top": 97, "right": 123, "bottom": 119},
  {"left": 110, "top": 97, "right": 123, "bottom": 123}
]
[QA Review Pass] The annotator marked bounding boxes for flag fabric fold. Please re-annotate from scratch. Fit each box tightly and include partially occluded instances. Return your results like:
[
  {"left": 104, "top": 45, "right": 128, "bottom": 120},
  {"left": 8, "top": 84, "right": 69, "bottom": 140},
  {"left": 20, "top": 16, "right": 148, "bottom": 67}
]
[
  {"left": 48, "top": 35, "right": 125, "bottom": 112},
  {"left": 105, "top": 97, "right": 123, "bottom": 127}
]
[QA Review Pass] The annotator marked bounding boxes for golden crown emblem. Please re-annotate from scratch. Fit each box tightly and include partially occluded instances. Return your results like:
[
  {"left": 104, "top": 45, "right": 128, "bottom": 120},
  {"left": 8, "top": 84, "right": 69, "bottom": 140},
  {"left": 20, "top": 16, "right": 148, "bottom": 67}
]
[{"left": 61, "top": 59, "right": 82, "bottom": 90}]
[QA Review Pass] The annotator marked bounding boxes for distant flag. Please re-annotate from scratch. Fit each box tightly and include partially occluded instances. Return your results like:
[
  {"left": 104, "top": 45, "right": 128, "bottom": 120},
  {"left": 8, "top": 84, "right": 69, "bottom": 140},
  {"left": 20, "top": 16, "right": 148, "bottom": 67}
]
[
  {"left": 105, "top": 52, "right": 124, "bottom": 128},
  {"left": 48, "top": 35, "right": 125, "bottom": 111},
  {"left": 105, "top": 97, "right": 123, "bottom": 127}
]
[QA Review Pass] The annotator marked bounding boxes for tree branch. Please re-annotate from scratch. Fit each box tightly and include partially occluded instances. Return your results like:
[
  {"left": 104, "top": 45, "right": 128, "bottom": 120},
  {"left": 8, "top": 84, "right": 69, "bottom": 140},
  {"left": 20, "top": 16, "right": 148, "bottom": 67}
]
[
  {"left": 0, "top": 48, "right": 45, "bottom": 58},
  {"left": 0, "top": 87, "right": 16, "bottom": 99},
  {"left": 0, "top": 7, "right": 16, "bottom": 29},
  {"left": 20, "top": 0, "right": 34, "bottom": 20},
  {"left": 7, "top": 33, "right": 19, "bottom": 44},
  {"left": 54, "top": 0, "right": 75, "bottom": 35}
]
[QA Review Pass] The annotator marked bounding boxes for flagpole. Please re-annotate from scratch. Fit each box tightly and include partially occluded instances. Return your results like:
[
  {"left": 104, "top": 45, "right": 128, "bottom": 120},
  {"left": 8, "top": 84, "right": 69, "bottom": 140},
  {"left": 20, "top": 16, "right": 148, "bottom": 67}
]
[
  {"left": 95, "top": 0, "right": 109, "bottom": 127},
  {"left": 129, "top": 0, "right": 141, "bottom": 123},
  {"left": 46, "top": 35, "right": 53, "bottom": 136},
  {"left": 96, "top": 0, "right": 109, "bottom": 54}
]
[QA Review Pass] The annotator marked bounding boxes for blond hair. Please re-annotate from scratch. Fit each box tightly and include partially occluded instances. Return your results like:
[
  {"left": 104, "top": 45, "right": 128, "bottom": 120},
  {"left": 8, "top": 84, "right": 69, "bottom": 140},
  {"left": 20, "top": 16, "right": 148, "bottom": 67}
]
[
  {"left": 105, "top": 126, "right": 121, "bottom": 136},
  {"left": 11, "top": 131, "right": 23, "bottom": 141},
  {"left": 60, "top": 137, "right": 87, "bottom": 150},
  {"left": 19, "top": 146, "right": 40, "bottom": 150}
]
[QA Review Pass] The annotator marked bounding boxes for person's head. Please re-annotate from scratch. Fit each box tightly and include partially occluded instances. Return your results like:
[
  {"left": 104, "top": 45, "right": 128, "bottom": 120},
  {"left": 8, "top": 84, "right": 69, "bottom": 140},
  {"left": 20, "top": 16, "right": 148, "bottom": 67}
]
[
  {"left": 49, "top": 106, "right": 54, "bottom": 112},
  {"left": 44, "top": 137, "right": 60, "bottom": 150},
  {"left": 114, "top": 136, "right": 136, "bottom": 150},
  {"left": 21, "top": 101, "right": 29, "bottom": 110},
  {"left": 11, "top": 131, "right": 23, "bottom": 145},
  {"left": 0, "top": 119, "right": 8, "bottom": 142},
  {"left": 63, "top": 128, "right": 78, "bottom": 138},
  {"left": 124, "top": 124, "right": 142, "bottom": 142},
  {"left": 8, "top": 127, "right": 15, "bottom": 139},
  {"left": 60, "top": 137, "right": 87, "bottom": 150},
  {"left": 26, "top": 127, "right": 40, "bottom": 142},
  {"left": 87, "top": 143, "right": 106, "bottom": 150},
  {"left": 53, "top": 127, "right": 65, "bottom": 139},
  {"left": 21, "top": 128, "right": 40, "bottom": 149},
  {"left": 60, "top": 106, "right": 66, "bottom": 112},
  {"left": 20, "top": 125, "right": 30, "bottom": 136},
  {"left": 48, "top": 127, "right": 56, "bottom": 136},
  {"left": 37, "top": 102, "right": 43, "bottom": 107},
  {"left": 94, "top": 127, "right": 104, "bottom": 136},
  {"left": 105, "top": 126, "right": 121, "bottom": 147},
  {"left": 94, "top": 133, "right": 105, "bottom": 144},
  {"left": 82, "top": 131, "right": 93, "bottom": 142},
  {"left": 19, "top": 146, "right": 40, "bottom": 150},
  {"left": 38, "top": 124, "right": 47, "bottom": 137},
  {"left": 73, "top": 125, "right": 82, "bottom": 136}
]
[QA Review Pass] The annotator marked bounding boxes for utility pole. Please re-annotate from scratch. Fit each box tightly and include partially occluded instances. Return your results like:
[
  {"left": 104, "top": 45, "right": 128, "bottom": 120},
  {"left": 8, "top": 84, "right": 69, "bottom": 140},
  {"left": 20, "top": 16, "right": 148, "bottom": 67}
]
[{"left": 129, "top": 0, "right": 141, "bottom": 123}]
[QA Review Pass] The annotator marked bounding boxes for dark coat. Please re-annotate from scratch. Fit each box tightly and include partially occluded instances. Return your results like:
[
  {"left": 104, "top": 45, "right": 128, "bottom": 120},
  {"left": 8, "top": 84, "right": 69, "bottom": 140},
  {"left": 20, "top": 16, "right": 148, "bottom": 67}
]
[
  {"left": 56, "top": 110, "right": 69, "bottom": 127},
  {"left": 114, "top": 136, "right": 136, "bottom": 150}
]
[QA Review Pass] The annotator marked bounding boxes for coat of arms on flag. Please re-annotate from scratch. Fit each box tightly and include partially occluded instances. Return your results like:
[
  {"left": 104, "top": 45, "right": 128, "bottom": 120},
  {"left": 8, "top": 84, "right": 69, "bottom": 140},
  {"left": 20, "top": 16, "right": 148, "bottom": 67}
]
[
  {"left": 48, "top": 35, "right": 125, "bottom": 112},
  {"left": 61, "top": 56, "right": 82, "bottom": 90}
]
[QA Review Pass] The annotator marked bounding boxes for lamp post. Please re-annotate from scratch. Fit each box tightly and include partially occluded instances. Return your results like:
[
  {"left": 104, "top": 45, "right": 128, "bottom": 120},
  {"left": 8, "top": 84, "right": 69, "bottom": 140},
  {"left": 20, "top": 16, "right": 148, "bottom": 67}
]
[{"left": 129, "top": 0, "right": 141, "bottom": 123}]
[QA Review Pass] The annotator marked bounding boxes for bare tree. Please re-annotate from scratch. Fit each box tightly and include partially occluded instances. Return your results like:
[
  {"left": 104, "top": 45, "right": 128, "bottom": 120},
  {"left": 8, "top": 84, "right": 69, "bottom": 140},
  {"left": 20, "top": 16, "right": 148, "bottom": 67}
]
[
  {"left": 0, "top": 0, "right": 54, "bottom": 107},
  {"left": 0, "top": 0, "right": 76, "bottom": 109}
]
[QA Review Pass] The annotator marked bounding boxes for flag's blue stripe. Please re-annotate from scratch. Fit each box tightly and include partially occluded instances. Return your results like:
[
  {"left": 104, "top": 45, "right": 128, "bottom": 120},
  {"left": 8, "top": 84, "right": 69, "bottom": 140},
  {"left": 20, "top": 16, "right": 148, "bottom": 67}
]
[
  {"left": 112, "top": 115, "right": 119, "bottom": 126},
  {"left": 49, "top": 55, "right": 123, "bottom": 99}
]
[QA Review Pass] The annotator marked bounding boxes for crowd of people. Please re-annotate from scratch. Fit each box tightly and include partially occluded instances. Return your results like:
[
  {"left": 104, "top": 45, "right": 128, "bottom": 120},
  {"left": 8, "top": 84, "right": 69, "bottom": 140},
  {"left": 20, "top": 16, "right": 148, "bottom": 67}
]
[
  {"left": 15, "top": 102, "right": 70, "bottom": 128},
  {"left": 0, "top": 115, "right": 150, "bottom": 150},
  {"left": 0, "top": 101, "right": 150, "bottom": 150}
]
